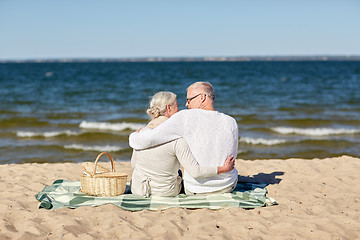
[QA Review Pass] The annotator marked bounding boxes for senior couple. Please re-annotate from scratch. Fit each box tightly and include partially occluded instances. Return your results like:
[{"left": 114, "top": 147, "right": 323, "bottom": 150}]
[{"left": 129, "top": 82, "right": 239, "bottom": 197}]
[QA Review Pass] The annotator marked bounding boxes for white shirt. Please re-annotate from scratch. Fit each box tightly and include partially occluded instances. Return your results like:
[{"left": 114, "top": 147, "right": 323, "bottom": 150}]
[{"left": 129, "top": 109, "right": 239, "bottom": 193}]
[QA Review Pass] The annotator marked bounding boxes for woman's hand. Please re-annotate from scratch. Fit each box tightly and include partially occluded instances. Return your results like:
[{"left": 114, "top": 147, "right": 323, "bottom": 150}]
[{"left": 217, "top": 155, "right": 235, "bottom": 174}]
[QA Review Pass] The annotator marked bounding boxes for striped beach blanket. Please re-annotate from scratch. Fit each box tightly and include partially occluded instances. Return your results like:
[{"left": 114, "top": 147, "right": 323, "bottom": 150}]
[{"left": 35, "top": 179, "right": 277, "bottom": 211}]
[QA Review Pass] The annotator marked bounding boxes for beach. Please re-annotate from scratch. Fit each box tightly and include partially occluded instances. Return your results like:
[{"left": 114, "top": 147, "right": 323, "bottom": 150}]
[{"left": 1, "top": 155, "right": 359, "bottom": 239}]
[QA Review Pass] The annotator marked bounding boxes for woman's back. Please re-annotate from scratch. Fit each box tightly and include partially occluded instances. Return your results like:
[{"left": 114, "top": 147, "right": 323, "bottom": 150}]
[{"left": 131, "top": 137, "right": 182, "bottom": 197}]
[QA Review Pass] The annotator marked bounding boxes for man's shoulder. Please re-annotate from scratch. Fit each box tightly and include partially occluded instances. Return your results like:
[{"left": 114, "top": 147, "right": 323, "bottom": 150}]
[
  {"left": 216, "top": 112, "right": 238, "bottom": 130},
  {"left": 222, "top": 113, "right": 237, "bottom": 124},
  {"left": 172, "top": 109, "right": 204, "bottom": 119},
  {"left": 180, "top": 109, "right": 229, "bottom": 116},
  {"left": 176, "top": 109, "right": 237, "bottom": 124},
  {"left": 218, "top": 111, "right": 235, "bottom": 119},
  {"left": 213, "top": 111, "right": 237, "bottom": 123},
  {"left": 176, "top": 109, "right": 198, "bottom": 115}
]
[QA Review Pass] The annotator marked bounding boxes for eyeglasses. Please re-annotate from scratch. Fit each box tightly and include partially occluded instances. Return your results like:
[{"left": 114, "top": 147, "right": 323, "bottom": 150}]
[{"left": 186, "top": 93, "right": 202, "bottom": 104}]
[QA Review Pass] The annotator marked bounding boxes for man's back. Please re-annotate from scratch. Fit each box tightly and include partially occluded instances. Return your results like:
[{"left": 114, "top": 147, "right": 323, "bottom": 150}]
[
  {"left": 179, "top": 109, "right": 238, "bottom": 193},
  {"left": 129, "top": 109, "right": 239, "bottom": 193}
]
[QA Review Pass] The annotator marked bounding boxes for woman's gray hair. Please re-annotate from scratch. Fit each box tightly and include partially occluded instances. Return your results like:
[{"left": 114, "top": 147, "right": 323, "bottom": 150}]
[{"left": 146, "top": 91, "right": 177, "bottom": 119}]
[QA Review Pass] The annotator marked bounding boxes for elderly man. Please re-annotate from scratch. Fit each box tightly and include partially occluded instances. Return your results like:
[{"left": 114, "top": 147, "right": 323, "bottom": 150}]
[{"left": 129, "top": 82, "right": 238, "bottom": 195}]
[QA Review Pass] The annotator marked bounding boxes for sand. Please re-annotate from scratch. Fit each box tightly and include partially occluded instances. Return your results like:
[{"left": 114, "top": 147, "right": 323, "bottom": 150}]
[{"left": 0, "top": 155, "right": 359, "bottom": 239}]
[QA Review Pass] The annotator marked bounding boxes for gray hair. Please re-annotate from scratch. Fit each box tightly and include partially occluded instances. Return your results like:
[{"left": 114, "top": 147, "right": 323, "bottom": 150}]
[
  {"left": 146, "top": 91, "right": 177, "bottom": 119},
  {"left": 187, "top": 81, "right": 215, "bottom": 100}
]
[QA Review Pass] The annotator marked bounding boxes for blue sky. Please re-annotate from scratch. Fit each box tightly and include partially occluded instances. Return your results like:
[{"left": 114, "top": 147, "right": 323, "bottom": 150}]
[{"left": 0, "top": 1, "right": 359, "bottom": 60}]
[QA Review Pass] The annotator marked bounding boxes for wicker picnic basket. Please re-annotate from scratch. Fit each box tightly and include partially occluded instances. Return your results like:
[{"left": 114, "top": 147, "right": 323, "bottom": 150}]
[{"left": 80, "top": 152, "right": 127, "bottom": 197}]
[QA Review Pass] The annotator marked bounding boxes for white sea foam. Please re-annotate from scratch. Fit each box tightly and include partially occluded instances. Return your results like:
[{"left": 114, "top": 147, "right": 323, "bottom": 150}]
[
  {"left": 79, "top": 121, "right": 144, "bottom": 131},
  {"left": 240, "top": 137, "right": 287, "bottom": 145},
  {"left": 271, "top": 127, "right": 360, "bottom": 136},
  {"left": 237, "top": 149, "right": 248, "bottom": 154},
  {"left": 64, "top": 144, "right": 123, "bottom": 152},
  {"left": 17, "top": 130, "right": 78, "bottom": 138}
]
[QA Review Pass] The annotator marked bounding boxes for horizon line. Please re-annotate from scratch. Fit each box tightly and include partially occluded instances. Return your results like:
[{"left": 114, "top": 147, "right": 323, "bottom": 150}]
[{"left": 1, "top": 55, "right": 360, "bottom": 63}]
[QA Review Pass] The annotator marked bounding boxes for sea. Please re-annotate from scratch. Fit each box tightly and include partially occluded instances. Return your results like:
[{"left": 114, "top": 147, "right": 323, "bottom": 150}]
[{"left": 0, "top": 60, "right": 359, "bottom": 164}]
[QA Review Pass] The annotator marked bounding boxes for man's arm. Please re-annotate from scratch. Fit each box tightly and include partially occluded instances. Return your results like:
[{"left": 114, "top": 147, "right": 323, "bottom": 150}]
[
  {"left": 175, "top": 138, "right": 234, "bottom": 179},
  {"left": 130, "top": 149, "right": 136, "bottom": 169},
  {"left": 129, "top": 111, "right": 185, "bottom": 150},
  {"left": 231, "top": 117, "right": 239, "bottom": 158}
]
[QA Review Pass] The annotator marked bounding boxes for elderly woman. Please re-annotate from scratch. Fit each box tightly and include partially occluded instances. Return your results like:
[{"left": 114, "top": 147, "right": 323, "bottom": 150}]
[{"left": 130, "top": 91, "right": 234, "bottom": 197}]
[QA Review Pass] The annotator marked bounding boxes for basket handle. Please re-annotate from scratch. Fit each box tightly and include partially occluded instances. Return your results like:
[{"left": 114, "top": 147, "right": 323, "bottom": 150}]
[{"left": 92, "top": 152, "right": 115, "bottom": 176}]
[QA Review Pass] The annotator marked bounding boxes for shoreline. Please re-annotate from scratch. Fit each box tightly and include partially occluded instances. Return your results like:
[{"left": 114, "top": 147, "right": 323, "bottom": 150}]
[{"left": 1, "top": 156, "right": 359, "bottom": 239}]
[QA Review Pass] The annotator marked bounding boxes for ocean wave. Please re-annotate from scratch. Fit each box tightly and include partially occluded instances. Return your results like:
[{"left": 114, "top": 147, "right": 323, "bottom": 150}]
[
  {"left": 17, "top": 130, "right": 78, "bottom": 138},
  {"left": 240, "top": 137, "right": 287, "bottom": 145},
  {"left": 79, "top": 121, "right": 144, "bottom": 131},
  {"left": 271, "top": 127, "right": 360, "bottom": 136},
  {"left": 64, "top": 144, "right": 123, "bottom": 152},
  {"left": 237, "top": 149, "right": 248, "bottom": 154}
]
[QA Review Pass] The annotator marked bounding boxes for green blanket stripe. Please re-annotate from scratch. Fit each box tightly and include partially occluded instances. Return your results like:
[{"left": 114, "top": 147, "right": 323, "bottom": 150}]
[{"left": 35, "top": 180, "right": 277, "bottom": 211}]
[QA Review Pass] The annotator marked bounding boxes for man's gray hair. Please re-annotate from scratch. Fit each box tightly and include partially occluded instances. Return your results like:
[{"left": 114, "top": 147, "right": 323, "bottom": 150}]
[
  {"left": 187, "top": 82, "right": 215, "bottom": 100},
  {"left": 147, "top": 91, "right": 177, "bottom": 119}
]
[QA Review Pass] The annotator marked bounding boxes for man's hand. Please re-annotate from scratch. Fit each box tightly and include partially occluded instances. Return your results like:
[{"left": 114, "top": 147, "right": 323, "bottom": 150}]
[{"left": 217, "top": 155, "right": 235, "bottom": 174}]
